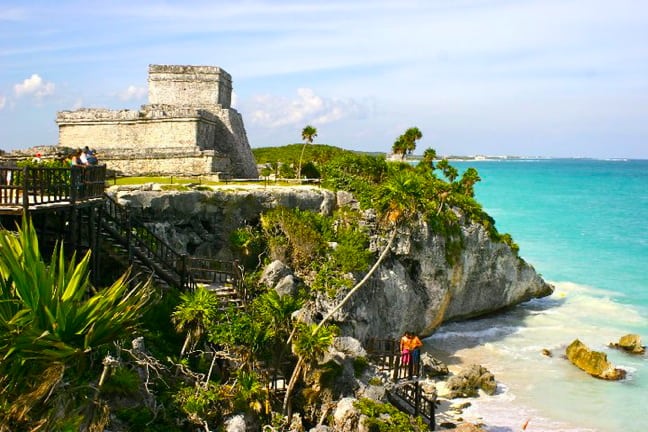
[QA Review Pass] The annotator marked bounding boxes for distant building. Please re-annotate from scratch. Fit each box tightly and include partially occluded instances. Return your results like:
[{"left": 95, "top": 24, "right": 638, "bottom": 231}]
[{"left": 56, "top": 64, "right": 258, "bottom": 178}]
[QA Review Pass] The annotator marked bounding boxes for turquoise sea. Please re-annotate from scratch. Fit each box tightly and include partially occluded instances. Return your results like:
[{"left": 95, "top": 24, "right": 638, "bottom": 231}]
[{"left": 427, "top": 159, "right": 648, "bottom": 432}]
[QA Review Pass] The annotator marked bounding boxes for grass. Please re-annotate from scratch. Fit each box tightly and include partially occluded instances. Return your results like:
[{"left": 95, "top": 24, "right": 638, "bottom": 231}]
[
  {"left": 110, "top": 176, "right": 208, "bottom": 186},
  {"left": 108, "top": 176, "right": 320, "bottom": 188}
]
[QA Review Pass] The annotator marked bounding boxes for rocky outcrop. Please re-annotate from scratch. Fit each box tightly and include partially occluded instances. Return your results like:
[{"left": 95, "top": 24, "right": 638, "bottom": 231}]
[
  {"left": 325, "top": 214, "right": 552, "bottom": 340},
  {"left": 609, "top": 334, "right": 646, "bottom": 355},
  {"left": 443, "top": 364, "right": 497, "bottom": 398},
  {"left": 420, "top": 352, "right": 449, "bottom": 378},
  {"left": 566, "top": 339, "right": 627, "bottom": 380},
  {"left": 110, "top": 186, "right": 553, "bottom": 339}
]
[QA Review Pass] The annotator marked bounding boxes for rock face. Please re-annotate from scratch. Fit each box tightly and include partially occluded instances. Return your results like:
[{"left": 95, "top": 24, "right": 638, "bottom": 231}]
[
  {"left": 333, "top": 216, "right": 552, "bottom": 339},
  {"left": 566, "top": 339, "right": 627, "bottom": 380},
  {"left": 111, "top": 186, "right": 553, "bottom": 339}
]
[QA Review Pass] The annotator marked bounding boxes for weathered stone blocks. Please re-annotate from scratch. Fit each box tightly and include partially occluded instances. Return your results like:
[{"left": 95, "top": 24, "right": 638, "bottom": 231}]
[{"left": 57, "top": 64, "right": 258, "bottom": 178}]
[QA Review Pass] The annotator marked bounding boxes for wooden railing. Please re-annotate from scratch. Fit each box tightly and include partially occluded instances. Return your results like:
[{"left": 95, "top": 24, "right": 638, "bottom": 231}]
[
  {"left": 101, "top": 194, "right": 196, "bottom": 291},
  {"left": 0, "top": 165, "right": 106, "bottom": 209},
  {"left": 365, "top": 338, "right": 434, "bottom": 429},
  {"left": 365, "top": 338, "right": 422, "bottom": 381},
  {"left": 101, "top": 194, "right": 242, "bottom": 294},
  {"left": 387, "top": 381, "right": 436, "bottom": 430},
  {"left": 187, "top": 257, "right": 246, "bottom": 302}
]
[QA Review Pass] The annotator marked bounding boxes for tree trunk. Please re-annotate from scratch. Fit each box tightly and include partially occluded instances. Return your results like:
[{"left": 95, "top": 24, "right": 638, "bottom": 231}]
[
  {"left": 315, "top": 228, "right": 397, "bottom": 332},
  {"left": 282, "top": 356, "right": 306, "bottom": 415},
  {"left": 281, "top": 228, "right": 397, "bottom": 414},
  {"left": 297, "top": 142, "right": 309, "bottom": 181},
  {"left": 180, "top": 333, "right": 191, "bottom": 357}
]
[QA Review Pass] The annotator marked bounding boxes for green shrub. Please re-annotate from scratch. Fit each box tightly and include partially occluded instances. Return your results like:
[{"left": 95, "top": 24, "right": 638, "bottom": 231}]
[
  {"left": 354, "top": 398, "right": 427, "bottom": 431},
  {"left": 353, "top": 356, "right": 369, "bottom": 377},
  {"left": 114, "top": 406, "right": 155, "bottom": 428},
  {"left": 368, "top": 377, "right": 383, "bottom": 386},
  {"left": 102, "top": 367, "right": 141, "bottom": 396}
]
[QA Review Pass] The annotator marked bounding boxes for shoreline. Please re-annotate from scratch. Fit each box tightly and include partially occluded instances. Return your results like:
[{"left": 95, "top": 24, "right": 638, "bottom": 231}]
[{"left": 424, "top": 281, "right": 648, "bottom": 432}]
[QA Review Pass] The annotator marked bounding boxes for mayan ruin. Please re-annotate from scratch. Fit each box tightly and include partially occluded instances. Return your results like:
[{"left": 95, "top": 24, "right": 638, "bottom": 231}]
[{"left": 56, "top": 64, "right": 258, "bottom": 178}]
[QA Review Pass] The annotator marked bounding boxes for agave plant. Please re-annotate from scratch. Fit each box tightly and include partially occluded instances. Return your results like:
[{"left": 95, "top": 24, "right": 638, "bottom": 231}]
[{"left": 0, "top": 217, "right": 153, "bottom": 428}]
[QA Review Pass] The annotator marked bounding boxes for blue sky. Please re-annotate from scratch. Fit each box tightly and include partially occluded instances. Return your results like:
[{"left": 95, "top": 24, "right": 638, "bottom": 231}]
[{"left": 1, "top": 0, "right": 647, "bottom": 158}]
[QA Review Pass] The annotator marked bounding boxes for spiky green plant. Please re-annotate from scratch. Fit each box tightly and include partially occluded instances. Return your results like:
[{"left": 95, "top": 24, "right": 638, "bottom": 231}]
[
  {"left": 0, "top": 217, "right": 153, "bottom": 428},
  {"left": 172, "top": 285, "right": 220, "bottom": 357}
]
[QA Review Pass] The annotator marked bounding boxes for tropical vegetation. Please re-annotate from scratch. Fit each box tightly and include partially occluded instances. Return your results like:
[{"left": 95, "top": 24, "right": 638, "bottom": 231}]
[
  {"left": 0, "top": 132, "right": 522, "bottom": 430},
  {"left": 0, "top": 218, "right": 153, "bottom": 431}
]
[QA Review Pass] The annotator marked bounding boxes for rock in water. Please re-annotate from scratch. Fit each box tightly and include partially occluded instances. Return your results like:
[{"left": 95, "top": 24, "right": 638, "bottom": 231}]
[
  {"left": 566, "top": 339, "right": 627, "bottom": 380},
  {"left": 420, "top": 352, "right": 449, "bottom": 378},
  {"left": 609, "top": 333, "right": 646, "bottom": 355},
  {"left": 445, "top": 364, "right": 496, "bottom": 398}
]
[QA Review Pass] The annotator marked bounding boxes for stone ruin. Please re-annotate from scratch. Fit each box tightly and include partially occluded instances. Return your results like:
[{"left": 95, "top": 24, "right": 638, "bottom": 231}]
[{"left": 56, "top": 64, "right": 258, "bottom": 178}]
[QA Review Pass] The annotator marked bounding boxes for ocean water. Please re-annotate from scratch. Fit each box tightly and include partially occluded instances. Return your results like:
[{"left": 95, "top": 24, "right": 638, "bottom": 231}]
[{"left": 426, "top": 159, "right": 648, "bottom": 432}]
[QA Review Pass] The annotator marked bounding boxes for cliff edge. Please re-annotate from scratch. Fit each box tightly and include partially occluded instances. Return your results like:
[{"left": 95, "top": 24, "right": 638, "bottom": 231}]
[{"left": 111, "top": 185, "right": 553, "bottom": 339}]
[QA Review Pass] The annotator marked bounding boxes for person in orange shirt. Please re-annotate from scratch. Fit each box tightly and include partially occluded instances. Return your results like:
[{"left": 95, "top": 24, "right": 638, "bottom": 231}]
[
  {"left": 400, "top": 331, "right": 423, "bottom": 367},
  {"left": 409, "top": 332, "right": 423, "bottom": 373}
]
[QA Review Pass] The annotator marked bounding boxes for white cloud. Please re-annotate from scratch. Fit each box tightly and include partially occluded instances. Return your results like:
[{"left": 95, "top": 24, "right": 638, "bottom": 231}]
[
  {"left": 0, "top": 95, "right": 6, "bottom": 110},
  {"left": 118, "top": 85, "right": 146, "bottom": 101},
  {"left": 14, "top": 74, "right": 55, "bottom": 98},
  {"left": 249, "top": 88, "right": 366, "bottom": 128}
]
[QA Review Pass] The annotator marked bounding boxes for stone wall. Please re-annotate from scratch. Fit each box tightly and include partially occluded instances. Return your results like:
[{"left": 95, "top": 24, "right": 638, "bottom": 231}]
[
  {"left": 57, "top": 109, "right": 207, "bottom": 150},
  {"left": 101, "top": 149, "right": 231, "bottom": 177},
  {"left": 148, "top": 65, "right": 232, "bottom": 108}
]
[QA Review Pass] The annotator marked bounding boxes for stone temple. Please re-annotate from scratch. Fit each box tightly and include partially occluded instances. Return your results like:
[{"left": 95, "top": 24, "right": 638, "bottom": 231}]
[{"left": 56, "top": 65, "right": 258, "bottom": 178}]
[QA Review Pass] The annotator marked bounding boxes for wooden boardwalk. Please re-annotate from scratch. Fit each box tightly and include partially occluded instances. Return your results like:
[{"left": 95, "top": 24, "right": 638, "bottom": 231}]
[{"left": 0, "top": 165, "right": 106, "bottom": 215}]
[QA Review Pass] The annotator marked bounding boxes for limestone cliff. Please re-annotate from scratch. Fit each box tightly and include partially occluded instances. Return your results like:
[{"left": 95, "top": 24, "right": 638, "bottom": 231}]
[{"left": 110, "top": 185, "right": 553, "bottom": 340}]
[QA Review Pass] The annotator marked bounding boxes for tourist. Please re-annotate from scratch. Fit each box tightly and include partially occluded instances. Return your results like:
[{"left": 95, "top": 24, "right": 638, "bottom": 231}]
[
  {"left": 67, "top": 149, "right": 83, "bottom": 166},
  {"left": 79, "top": 147, "right": 89, "bottom": 165},
  {"left": 400, "top": 331, "right": 424, "bottom": 375},
  {"left": 410, "top": 332, "right": 423, "bottom": 374},
  {"left": 400, "top": 331, "right": 413, "bottom": 365},
  {"left": 86, "top": 148, "right": 98, "bottom": 165}
]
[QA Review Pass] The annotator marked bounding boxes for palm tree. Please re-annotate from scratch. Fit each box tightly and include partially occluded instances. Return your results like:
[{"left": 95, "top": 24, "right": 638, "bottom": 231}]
[
  {"left": 315, "top": 170, "right": 426, "bottom": 330},
  {"left": 298, "top": 125, "right": 318, "bottom": 180},
  {"left": 458, "top": 167, "right": 481, "bottom": 197},
  {"left": 281, "top": 322, "right": 338, "bottom": 415},
  {"left": 391, "top": 127, "right": 423, "bottom": 160},
  {"left": 391, "top": 136, "right": 407, "bottom": 159},
  {"left": 172, "top": 285, "right": 220, "bottom": 357},
  {"left": 419, "top": 147, "right": 437, "bottom": 171},
  {"left": 436, "top": 158, "right": 458, "bottom": 183},
  {"left": 0, "top": 217, "right": 152, "bottom": 429},
  {"left": 403, "top": 127, "right": 423, "bottom": 157}
]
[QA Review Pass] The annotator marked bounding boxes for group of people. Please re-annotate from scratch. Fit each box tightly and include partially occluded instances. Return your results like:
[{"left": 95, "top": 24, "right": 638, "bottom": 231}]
[
  {"left": 400, "top": 330, "right": 423, "bottom": 366},
  {"left": 66, "top": 146, "right": 99, "bottom": 166}
]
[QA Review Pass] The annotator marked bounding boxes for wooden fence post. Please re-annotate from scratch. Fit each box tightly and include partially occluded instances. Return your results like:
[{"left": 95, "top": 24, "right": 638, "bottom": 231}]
[{"left": 21, "top": 167, "right": 29, "bottom": 212}]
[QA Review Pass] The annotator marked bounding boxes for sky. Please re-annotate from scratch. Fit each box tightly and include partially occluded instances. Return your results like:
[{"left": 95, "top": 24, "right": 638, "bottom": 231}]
[{"left": 1, "top": 0, "right": 648, "bottom": 159}]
